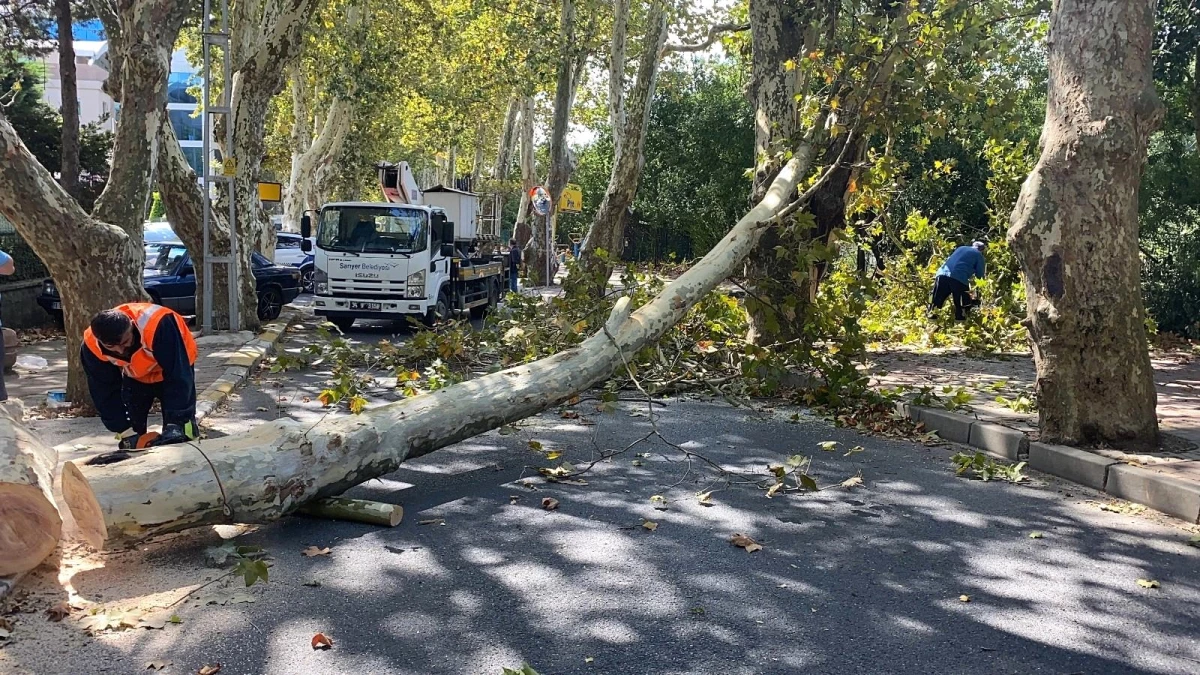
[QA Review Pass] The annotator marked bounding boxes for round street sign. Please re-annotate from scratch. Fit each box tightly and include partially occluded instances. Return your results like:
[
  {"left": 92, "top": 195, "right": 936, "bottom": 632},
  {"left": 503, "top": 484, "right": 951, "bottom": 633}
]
[{"left": 530, "top": 186, "right": 551, "bottom": 216}]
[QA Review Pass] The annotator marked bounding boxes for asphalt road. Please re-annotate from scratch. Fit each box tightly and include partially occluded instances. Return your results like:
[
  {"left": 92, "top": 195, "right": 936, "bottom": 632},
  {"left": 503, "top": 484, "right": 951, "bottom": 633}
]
[{"left": 4, "top": 392, "right": 1198, "bottom": 674}]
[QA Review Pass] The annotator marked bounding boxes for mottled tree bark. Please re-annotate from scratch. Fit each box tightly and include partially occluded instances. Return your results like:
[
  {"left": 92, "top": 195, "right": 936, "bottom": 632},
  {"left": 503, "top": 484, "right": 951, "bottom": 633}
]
[
  {"left": 156, "top": 117, "right": 256, "bottom": 332},
  {"left": 513, "top": 95, "right": 536, "bottom": 247},
  {"left": 56, "top": 0, "right": 79, "bottom": 200},
  {"left": 575, "top": 0, "right": 669, "bottom": 295},
  {"left": 1008, "top": 0, "right": 1161, "bottom": 448},
  {"left": 0, "top": 0, "right": 187, "bottom": 402},
  {"left": 743, "top": 0, "right": 809, "bottom": 343}
]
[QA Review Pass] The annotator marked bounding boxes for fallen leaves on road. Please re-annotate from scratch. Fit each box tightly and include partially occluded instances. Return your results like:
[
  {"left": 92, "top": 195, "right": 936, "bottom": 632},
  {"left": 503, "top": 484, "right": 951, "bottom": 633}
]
[
  {"left": 145, "top": 660, "right": 172, "bottom": 670},
  {"left": 1136, "top": 579, "right": 1161, "bottom": 589},
  {"left": 818, "top": 441, "right": 839, "bottom": 452},
  {"left": 959, "top": 595, "right": 971, "bottom": 603},
  {"left": 302, "top": 546, "right": 332, "bottom": 557},
  {"left": 1029, "top": 532, "right": 1044, "bottom": 539},
  {"left": 45, "top": 601, "right": 72, "bottom": 621},
  {"left": 730, "top": 533, "right": 762, "bottom": 553},
  {"left": 697, "top": 491, "right": 715, "bottom": 506},
  {"left": 1186, "top": 535, "right": 1200, "bottom": 547},
  {"left": 844, "top": 445, "right": 865, "bottom": 457},
  {"left": 585, "top": 656, "right": 594, "bottom": 664},
  {"left": 198, "top": 664, "right": 222, "bottom": 675},
  {"left": 642, "top": 519, "right": 658, "bottom": 531},
  {"left": 840, "top": 475, "right": 863, "bottom": 489},
  {"left": 1098, "top": 501, "right": 1147, "bottom": 516},
  {"left": 561, "top": 410, "right": 580, "bottom": 419},
  {"left": 542, "top": 497, "right": 560, "bottom": 511},
  {"left": 0, "top": 617, "right": 13, "bottom": 639},
  {"left": 311, "top": 632, "right": 333, "bottom": 650}
]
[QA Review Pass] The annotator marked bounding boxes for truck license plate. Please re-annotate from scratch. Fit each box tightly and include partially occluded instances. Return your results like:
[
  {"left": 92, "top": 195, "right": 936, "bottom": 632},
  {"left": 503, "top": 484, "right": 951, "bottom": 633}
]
[{"left": 349, "top": 301, "right": 381, "bottom": 311}]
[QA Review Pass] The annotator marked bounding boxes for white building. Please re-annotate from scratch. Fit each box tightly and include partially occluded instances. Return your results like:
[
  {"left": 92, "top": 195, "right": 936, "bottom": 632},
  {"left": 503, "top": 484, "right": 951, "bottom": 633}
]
[{"left": 36, "top": 41, "right": 208, "bottom": 177}]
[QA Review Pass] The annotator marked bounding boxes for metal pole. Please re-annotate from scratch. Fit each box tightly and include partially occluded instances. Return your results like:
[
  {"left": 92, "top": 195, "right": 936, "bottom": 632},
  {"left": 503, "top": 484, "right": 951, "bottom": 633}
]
[
  {"left": 545, "top": 212, "right": 551, "bottom": 286},
  {"left": 201, "top": 0, "right": 212, "bottom": 333},
  {"left": 200, "top": 0, "right": 238, "bottom": 332},
  {"left": 223, "top": 0, "right": 239, "bottom": 332}
]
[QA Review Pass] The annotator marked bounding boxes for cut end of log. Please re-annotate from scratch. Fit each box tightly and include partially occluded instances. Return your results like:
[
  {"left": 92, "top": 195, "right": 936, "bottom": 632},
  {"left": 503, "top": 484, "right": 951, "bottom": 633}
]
[
  {"left": 0, "top": 484, "right": 62, "bottom": 577},
  {"left": 61, "top": 461, "right": 108, "bottom": 549}
]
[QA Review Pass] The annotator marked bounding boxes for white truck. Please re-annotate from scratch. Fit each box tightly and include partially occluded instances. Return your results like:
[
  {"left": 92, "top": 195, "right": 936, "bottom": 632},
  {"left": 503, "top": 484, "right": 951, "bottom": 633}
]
[{"left": 300, "top": 162, "right": 507, "bottom": 331}]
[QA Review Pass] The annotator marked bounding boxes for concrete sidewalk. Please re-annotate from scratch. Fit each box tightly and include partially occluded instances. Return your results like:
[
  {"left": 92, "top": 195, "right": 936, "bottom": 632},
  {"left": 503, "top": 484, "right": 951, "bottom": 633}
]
[{"left": 868, "top": 348, "right": 1200, "bottom": 522}]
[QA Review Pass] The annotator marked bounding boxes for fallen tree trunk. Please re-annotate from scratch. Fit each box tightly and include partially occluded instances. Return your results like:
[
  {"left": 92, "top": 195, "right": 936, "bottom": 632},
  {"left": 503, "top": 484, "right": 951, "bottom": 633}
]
[
  {"left": 60, "top": 152, "right": 811, "bottom": 547},
  {"left": 0, "top": 406, "right": 62, "bottom": 576}
]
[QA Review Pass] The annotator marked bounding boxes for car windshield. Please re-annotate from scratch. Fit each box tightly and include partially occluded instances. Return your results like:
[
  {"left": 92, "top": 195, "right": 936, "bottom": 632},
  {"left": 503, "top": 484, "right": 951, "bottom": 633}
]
[
  {"left": 147, "top": 244, "right": 187, "bottom": 273},
  {"left": 316, "top": 206, "right": 427, "bottom": 254}
]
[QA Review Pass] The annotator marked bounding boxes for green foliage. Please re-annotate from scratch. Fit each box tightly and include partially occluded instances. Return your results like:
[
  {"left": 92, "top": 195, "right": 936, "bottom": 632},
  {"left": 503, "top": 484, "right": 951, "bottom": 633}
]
[
  {"left": 2, "top": 60, "right": 113, "bottom": 208},
  {"left": 205, "top": 543, "right": 270, "bottom": 587},
  {"left": 565, "top": 61, "right": 753, "bottom": 261},
  {"left": 995, "top": 393, "right": 1036, "bottom": 413},
  {"left": 951, "top": 451, "right": 1027, "bottom": 483}
]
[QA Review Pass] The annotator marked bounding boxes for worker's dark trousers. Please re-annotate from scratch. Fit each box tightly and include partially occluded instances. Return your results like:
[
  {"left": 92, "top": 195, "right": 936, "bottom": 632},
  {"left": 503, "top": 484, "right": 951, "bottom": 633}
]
[
  {"left": 929, "top": 275, "right": 971, "bottom": 321},
  {"left": 121, "top": 369, "right": 195, "bottom": 434}
]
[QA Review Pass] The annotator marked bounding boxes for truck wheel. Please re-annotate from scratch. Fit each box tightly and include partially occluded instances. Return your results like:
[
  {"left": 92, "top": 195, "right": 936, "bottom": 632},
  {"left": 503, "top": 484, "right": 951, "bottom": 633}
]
[
  {"left": 425, "top": 288, "right": 451, "bottom": 326},
  {"left": 329, "top": 317, "right": 355, "bottom": 333}
]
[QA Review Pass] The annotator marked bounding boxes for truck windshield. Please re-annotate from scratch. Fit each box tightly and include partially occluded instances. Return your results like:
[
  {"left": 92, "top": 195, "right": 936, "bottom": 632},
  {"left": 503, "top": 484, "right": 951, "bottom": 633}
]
[{"left": 316, "top": 206, "right": 428, "bottom": 254}]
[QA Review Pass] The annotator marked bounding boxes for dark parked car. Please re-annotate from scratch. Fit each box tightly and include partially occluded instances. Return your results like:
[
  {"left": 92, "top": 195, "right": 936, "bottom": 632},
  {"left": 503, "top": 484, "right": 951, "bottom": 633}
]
[{"left": 37, "top": 242, "right": 303, "bottom": 325}]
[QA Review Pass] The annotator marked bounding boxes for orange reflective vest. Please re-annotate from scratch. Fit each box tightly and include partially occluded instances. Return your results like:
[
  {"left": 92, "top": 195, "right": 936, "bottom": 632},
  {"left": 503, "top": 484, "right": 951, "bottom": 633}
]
[{"left": 83, "top": 303, "right": 198, "bottom": 384}]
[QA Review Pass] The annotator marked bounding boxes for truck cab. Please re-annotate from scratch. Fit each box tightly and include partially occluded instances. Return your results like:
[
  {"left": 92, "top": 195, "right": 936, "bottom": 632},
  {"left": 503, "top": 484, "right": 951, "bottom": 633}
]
[{"left": 303, "top": 184, "right": 505, "bottom": 331}]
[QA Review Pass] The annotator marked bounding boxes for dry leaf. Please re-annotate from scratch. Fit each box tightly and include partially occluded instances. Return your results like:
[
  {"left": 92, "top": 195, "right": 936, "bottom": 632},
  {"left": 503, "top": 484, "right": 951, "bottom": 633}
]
[
  {"left": 585, "top": 656, "right": 594, "bottom": 663},
  {"left": 766, "top": 483, "right": 784, "bottom": 498},
  {"left": 418, "top": 518, "right": 445, "bottom": 526},
  {"left": 0, "top": 617, "right": 12, "bottom": 639},
  {"left": 642, "top": 519, "right": 658, "bottom": 531},
  {"left": 697, "top": 491, "right": 714, "bottom": 506},
  {"left": 546, "top": 450, "right": 562, "bottom": 461},
  {"left": 840, "top": 475, "right": 863, "bottom": 489},
  {"left": 730, "top": 533, "right": 763, "bottom": 553},
  {"left": 136, "top": 609, "right": 177, "bottom": 629},
  {"left": 1028, "top": 531, "right": 1044, "bottom": 539},
  {"left": 1186, "top": 535, "right": 1200, "bottom": 547},
  {"left": 542, "top": 497, "right": 559, "bottom": 511},
  {"left": 959, "top": 595, "right": 971, "bottom": 603},
  {"left": 302, "top": 546, "right": 332, "bottom": 557},
  {"left": 1136, "top": 578, "right": 1161, "bottom": 589},
  {"left": 561, "top": 410, "right": 580, "bottom": 419},
  {"left": 145, "top": 660, "right": 172, "bottom": 670},
  {"left": 311, "top": 632, "right": 333, "bottom": 650},
  {"left": 198, "top": 664, "right": 222, "bottom": 675},
  {"left": 46, "top": 601, "right": 72, "bottom": 622}
]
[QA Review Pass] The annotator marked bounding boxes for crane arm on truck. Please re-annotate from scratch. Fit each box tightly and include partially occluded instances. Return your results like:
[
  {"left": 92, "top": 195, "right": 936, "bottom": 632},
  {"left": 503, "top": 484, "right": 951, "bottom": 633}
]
[{"left": 376, "top": 161, "right": 422, "bottom": 205}]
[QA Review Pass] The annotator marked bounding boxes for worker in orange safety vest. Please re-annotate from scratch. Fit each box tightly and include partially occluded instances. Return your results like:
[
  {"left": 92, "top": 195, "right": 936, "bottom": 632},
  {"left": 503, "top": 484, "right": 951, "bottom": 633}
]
[{"left": 81, "top": 303, "right": 200, "bottom": 449}]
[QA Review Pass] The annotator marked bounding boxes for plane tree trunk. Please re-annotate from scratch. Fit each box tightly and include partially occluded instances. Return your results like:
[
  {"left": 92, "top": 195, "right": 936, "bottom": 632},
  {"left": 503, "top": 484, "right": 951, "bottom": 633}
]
[
  {"left": 0, "top": 0, "right": 188, "bottom": 402},
  {"left": 1007, "top": 0, "right": 1161, "bottom": 448}
]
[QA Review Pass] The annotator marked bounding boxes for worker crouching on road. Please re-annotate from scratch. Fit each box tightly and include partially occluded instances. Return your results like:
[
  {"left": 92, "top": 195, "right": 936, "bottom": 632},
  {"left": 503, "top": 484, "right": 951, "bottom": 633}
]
[{"left": 81, "top": 303, "right": 200, "bottom": 449}]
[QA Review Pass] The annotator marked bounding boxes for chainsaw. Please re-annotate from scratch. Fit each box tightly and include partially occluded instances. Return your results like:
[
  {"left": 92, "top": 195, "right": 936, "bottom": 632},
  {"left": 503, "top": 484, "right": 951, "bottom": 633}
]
[
  {"left": 86, "top": 422, "right": 200, "bottom": 466},
  {"left": 118, "top": 422, "right": 197, "bottom": 450}
]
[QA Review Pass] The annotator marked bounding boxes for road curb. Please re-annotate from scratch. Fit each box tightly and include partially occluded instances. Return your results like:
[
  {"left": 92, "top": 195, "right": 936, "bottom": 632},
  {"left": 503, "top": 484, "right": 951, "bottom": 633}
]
[
  {"left": 904, "top": 404, "right": 1200, "bottom": 524},
  {"left": 195, "top": 308, "right": 298, "bottom": 423}
]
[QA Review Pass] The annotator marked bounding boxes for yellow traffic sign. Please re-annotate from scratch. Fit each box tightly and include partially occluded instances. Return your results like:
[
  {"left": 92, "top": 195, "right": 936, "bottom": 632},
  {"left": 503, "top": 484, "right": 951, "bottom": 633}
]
[
  {"left": 222, "top": 157, "right": 237, "bottom": 177},
  {"left": 258, "top": 182, "right": 282, "bottom": 202},
  {"left": 559, "top": 183, "right": 583, "bottom": 213}
]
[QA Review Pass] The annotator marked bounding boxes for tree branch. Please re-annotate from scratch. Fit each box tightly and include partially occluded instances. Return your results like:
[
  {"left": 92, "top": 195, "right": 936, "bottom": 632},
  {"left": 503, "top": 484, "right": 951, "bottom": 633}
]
[{"left": 662, "top": 22, "right": 749, "bottom": 54}]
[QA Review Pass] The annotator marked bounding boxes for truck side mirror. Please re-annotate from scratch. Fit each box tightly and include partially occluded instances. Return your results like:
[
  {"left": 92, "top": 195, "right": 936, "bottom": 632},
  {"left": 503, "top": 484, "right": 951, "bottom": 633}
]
[
  {"left": 300, "top": 214, "right": 312, "bottom": 239},
  {"left": 441, "top": 221, "right": 455, "bottom": 244},
  {"left": 301, "top": 238, "right": 312, "bottom": 253},
  {"left": 440, "top": 243, "right": 456, "bottom": 257}
]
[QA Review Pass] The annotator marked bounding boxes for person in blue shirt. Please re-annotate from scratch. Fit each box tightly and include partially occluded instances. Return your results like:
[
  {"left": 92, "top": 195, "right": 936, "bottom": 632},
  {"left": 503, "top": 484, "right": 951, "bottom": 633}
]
[{"left": 929, "top": 241, "right": 986, "bottom": 321}]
